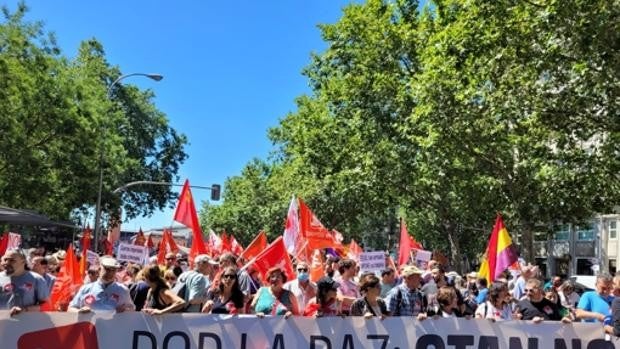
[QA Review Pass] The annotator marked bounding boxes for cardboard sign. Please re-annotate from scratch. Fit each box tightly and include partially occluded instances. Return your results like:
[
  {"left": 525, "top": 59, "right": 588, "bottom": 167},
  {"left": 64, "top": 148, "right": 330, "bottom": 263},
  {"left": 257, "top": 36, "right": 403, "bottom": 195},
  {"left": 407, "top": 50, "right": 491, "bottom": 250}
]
[
  {"left": 359, "top": 251, "right": 385, "bottom": 274},
  {"left": 411, "top": 248, "right": 432, "bottom": 269},
  {"left": 116, "top": 243, "right": 147, "bottom": 264}
]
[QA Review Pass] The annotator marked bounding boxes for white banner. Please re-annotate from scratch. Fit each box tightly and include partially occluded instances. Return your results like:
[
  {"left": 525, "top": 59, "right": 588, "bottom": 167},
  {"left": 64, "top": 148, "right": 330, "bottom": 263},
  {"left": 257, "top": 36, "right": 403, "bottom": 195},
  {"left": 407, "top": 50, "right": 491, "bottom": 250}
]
[
  {"left": 0, "top": 312, "right": 616, "bottom": 349},
  {"left": 359, "top": 251, "right": 385, "bottom": 274},
  {"left": 116, "top": 243, "right": 148, "bottom": 264}
]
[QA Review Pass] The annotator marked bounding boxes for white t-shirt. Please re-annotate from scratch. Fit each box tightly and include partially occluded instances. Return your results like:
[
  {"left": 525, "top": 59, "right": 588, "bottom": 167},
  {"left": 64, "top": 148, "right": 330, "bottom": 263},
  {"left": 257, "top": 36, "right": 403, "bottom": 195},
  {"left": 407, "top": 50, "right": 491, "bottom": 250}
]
[
  {"left": 559, "top": 291, "right": 580, "bottom": 309},
  {"left": 475, "top": 301, "right": 512, "bottom": 321}
]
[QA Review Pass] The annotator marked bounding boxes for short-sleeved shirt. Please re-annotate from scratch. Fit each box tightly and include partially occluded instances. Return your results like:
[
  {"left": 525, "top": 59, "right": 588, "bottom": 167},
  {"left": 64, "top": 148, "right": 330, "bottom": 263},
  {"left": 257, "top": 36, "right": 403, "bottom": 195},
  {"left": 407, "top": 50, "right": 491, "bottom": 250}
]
[
  {"left": 0, "top": 271, "right": 49, "bottom": 309},
  {"left": 69, "top": 280, "right": 134, "bottom": 312},
  {"left": 178, "top": 270, "right": 209, "bottom": 313},
  {"left": 283, "top": 279, "right": 316, "bottom": 311},
  {"left": 43, "top": 273, "right": 56, "bottom": 294},
  {"left": 517, "top": 298, "right": 562, "bottom": 321},
  {"left": 385, "top": 284, "right": 425, "bottom": 317},
  {"left": 577, "top": 291, "right": 612, "bottom": 322}
]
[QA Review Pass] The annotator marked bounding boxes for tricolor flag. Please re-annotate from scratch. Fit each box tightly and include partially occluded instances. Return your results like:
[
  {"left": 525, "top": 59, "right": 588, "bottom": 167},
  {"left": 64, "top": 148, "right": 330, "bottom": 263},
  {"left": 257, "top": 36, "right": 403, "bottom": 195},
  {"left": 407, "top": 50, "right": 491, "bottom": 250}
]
[{"left": 478, "top": 214, "right": 518, "bottom": 284}]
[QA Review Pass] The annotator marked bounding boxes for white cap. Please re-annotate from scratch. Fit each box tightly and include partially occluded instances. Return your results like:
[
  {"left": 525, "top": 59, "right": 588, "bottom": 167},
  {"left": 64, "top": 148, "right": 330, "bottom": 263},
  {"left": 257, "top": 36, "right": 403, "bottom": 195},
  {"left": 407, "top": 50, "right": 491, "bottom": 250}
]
[{"left": 100, "top": 256, "right": 120, "bottom": 269}]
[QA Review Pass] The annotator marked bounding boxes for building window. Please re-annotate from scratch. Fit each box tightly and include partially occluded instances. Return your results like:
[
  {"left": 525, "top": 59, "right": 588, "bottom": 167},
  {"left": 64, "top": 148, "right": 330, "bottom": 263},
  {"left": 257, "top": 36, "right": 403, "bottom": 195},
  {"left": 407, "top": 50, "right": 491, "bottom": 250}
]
[
  {"left": 576, "top": 223, "right": 595, "bottom": 241},
  {"left": 610, "top": 259, "right": 617, "bottom": 275},
  {"left": 553, "top": 224, "right": 570, "bottom": 241},
  {"left": 610, "top": 220, "right": 618, "bottom": 240},
  {"left": 577, "top": 258, "right": 595, "bottom": 275}
]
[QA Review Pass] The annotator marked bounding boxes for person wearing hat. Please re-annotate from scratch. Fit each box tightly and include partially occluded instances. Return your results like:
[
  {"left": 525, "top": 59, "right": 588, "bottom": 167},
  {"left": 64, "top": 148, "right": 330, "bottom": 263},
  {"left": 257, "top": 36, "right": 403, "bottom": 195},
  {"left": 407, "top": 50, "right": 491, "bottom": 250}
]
[
  {"left": 384, "top": 265, "right": 427, "bottom": 319},
  {"left": 68, "top": 256, "right": 135, "bottom": 313},
  {"left": 0, "top": 249, "right": 50, "bottom": 316},
  {"left": 173, "top": 254, "right": 216, "bottom": 313},
  {"left": 303, "top": 276, "right": 342, "bottom": 317}
]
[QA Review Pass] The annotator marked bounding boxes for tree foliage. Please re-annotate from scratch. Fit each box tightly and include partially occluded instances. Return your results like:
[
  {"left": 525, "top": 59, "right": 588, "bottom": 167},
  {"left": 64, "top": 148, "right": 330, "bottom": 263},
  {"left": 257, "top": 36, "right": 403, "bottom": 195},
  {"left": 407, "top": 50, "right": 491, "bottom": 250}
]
[
  {"left": 201, "top": 0, "right": 619, "bottom": 266},
  {"left": 0, "top": 3, "right": 187, "bottom": 223}
]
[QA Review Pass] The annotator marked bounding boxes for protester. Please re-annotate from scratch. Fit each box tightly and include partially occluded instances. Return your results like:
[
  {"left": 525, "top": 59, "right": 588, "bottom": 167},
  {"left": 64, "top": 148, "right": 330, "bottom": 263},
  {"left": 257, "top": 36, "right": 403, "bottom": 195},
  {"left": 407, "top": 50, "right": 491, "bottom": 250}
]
[
  {"left": 304, "top": 276, "right": 342, "bottom": 317},
  {"left": 558, "top": 280, "right": 581, "bottom": 310},
  {"left": 283, "top": 262, "right": 316, "bottom": 311},
  {"left": 202, "top": 266, "right": 245, "bottom": 314},
  {"left": 380, "top": 267, "right": 397, "bottom": 298},
  {"left": 515, "top": 279, "right": 571, "bottom": 323},
  {"left": 475, "top": 281, "right": 514, "bottom": 321},
  {"left": 174, "top": 254, "right": 215, "bottom": 313},
  {"left": 475, "top": 278, "right": 489, "bottom": 304},
  {"left": 512, "top": 265, "right": 537, "bottom": 301},
  {"left": 0, "top": 249, "right": 50, "bottom": 316},
  {"left": 251, "top": 267, "right": 299, "bottom": 318},
  {"left": 128, "top": 267, "right": 149, "bottom": 311},
  {"left": 164, "top": 269, "right": 177, "bottom": 288},
  {"left": 604, "top": 275, "right": 620, "bottom": 337},
  {"left": 575, "top": 274, "right": 613, "bottom": 323},
  {"left": 430, "top": 286, "right": 465, "bottom": 318},
  {"left": 68, "top": 256, "right": 135, "bottom": 313},
  {"left": 336, "top": 258, "right": 359, "bottom": 315},
  {"left": 385, "top": 265, "right": 427, "bottom": 320},
  {"left": 350, "top": 274, "right": 388, "bottom": 319},
  {"left": 141, "top": 265, "right": 186, "bottom": 315},
  {"left": 30, "top": 256, "right": 55, "bottom": 294},
  {"left": 219, "top": 253, "right": 253, "bottom": 296}
]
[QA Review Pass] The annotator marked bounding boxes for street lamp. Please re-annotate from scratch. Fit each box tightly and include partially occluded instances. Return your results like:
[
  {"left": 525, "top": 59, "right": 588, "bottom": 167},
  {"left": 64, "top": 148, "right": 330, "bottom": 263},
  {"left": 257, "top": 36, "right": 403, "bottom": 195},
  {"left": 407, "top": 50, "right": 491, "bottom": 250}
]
[{"left": 93, "top": 73, "right": 163, "bottom": 253}]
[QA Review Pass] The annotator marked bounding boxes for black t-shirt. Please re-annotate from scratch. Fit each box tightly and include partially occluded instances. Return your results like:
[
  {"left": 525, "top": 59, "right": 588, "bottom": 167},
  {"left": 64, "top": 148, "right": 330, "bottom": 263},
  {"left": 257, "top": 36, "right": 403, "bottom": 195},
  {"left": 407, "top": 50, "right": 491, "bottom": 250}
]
[{"left": 517, "top": 297, "right": 562, "bottom": 321}]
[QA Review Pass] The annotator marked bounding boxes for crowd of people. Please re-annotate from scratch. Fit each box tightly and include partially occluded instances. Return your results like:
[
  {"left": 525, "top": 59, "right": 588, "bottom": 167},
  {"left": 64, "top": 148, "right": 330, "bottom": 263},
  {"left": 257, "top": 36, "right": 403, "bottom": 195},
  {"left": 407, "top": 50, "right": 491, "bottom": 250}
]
[{"left": 1, "top": 246, "right": 620, "bottom": 337}]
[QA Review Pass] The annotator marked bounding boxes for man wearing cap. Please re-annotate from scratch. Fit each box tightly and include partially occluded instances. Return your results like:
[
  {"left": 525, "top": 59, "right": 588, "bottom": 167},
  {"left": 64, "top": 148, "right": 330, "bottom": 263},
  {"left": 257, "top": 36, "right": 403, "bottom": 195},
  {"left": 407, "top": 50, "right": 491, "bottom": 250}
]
[
  {"left": 174, "top": 254, "right": 215, "bottom": 312},
  {"left": 0, "top": 249, "right": 50, "bottom": 316},
  {"left": 68, "top": 256, "right": 135, "bottom": 313},
  {"left": 385, "top": 265, "right": 427, "bottom": 319}
]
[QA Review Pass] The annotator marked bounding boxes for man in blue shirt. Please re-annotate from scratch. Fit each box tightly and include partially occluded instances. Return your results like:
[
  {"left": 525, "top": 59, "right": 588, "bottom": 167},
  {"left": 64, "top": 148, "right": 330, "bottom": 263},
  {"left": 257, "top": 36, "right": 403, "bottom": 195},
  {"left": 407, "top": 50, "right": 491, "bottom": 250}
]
[
  {"left": 68, "top": 256, "right": 134, "bottom": 313},
  {"left": 575, "top": 274, "right": 613, "bottom": 323},
  {"left": 385, "top": 265, "right": 427, "bottom": 320}
]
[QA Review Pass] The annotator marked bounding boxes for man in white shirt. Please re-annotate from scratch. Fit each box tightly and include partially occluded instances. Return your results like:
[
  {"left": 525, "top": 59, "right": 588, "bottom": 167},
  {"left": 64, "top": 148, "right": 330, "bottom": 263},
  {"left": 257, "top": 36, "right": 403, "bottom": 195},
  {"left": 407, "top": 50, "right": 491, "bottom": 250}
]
[{"left": 284, "top": 262, "right": 316, "bottom": 311}]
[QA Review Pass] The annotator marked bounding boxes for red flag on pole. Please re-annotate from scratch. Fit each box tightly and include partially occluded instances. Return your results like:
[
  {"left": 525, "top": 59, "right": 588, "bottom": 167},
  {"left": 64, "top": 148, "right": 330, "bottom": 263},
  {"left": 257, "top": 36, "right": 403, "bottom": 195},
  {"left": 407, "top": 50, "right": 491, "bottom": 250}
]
[
  {"left": 79, "top": 227, "right": 92, "bottom": 275},
  {"left": 239, "top": 231, "right": 268, "bottom": 262},
  {"left": 298, "top": 199, "right": 340, "bottom": 250},
  {"left": 220, "top": 231, "right": 232, "bottom": 253},
  {"left": 173, "top": 179, "right": 209, "bottom": 265},
  {"left": 157, "top": 229, "right": 179, "bottom": 264},
  {"left": 398, "top": 218, "right": 412, "bottom": 267},
  {"left": 242, "top": 236, "right": 295, "bottom": 283}
]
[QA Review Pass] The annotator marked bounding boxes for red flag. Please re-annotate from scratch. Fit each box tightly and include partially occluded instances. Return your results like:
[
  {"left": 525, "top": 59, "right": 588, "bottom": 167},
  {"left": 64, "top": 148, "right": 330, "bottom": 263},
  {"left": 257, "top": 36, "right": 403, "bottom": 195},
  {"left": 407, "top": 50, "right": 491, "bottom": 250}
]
[
  {"left": 229, "top": 234, "right": 244, "bottom": 256},
  {"left": 220, "top": 231, "right": 232, "bottom": 253},
  {"left": 207, "top": 229, "right": 223, "bottom": 254},
  {"left": 157, "top": 229, "right": 179, "bottom": 264},
  {"left": 242, "top": 236, "right": 295, "bottom": 283},
  {"left": 0, "top": 233, "right": 9, "bottom": 256},
  {"left": 347, "top": 239, "right": 363, "bottom": 262},
  {"left": 398, "top": 218, "right": 411, "bottom": 267},
  {"left": 134, "top": 228, "right": 146, "bottom": 246},
  {"left": 309, "top": 249, "right": 324, "bottom": 283},
  {"left": 238, "top": 231, "right": 267, "bottom": 262},
  {"left": 298, "top": 199, "right": 340, "bottom": 250},
  {"left": 44, "top": 244, "right": 83, "bottom": 311},
  {"left": 146, "top": 234, "right": 155, "bottom": 249},
  {"left": 173, "top": 179, "right": 209, "bottom": 265},
  {"left": 79, "top": 227, "right": 92, "bottom": 275}
]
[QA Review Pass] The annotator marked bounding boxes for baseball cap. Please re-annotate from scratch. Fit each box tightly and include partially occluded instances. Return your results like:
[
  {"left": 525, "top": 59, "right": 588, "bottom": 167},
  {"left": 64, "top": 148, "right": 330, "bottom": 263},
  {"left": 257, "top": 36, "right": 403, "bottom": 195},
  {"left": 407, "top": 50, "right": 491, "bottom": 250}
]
[
  {"left": 401, "top": 265, "right": 424, "bottom": 277},
  {"left": 99, "top": 256, "right": 120, "bottom": 269}
]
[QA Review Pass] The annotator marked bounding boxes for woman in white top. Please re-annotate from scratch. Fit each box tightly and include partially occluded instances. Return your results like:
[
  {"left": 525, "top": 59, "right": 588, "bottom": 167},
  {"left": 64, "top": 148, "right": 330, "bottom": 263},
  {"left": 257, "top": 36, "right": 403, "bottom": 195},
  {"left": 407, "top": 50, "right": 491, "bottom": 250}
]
[
  {"left": 475, "top": 281, "right": 514, "bottom": 321},
  {"left": 558, "top": 281, "right": 580, "bottom": 310}
]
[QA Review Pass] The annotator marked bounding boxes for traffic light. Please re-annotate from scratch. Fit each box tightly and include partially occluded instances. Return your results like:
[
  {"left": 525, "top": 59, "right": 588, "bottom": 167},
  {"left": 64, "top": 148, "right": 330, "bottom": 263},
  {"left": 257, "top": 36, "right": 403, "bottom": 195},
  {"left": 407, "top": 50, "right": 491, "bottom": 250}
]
[{"left": 210, "top": 184, "right": 221, "bottom": 201}]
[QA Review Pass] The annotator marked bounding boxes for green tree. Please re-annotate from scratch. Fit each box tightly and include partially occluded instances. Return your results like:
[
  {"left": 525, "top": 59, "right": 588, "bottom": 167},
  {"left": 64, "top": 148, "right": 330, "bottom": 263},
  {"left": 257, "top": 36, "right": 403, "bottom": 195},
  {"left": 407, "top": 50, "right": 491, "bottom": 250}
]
[{"left": 0, "top": 3, "right": 187, "bottom": 224}]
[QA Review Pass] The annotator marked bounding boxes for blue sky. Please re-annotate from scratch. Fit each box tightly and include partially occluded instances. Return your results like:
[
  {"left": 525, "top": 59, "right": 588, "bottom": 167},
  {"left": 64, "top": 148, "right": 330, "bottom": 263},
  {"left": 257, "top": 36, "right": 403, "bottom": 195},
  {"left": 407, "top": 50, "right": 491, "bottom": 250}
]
[{"left": 18, "top": 0, "right": 357, "bottom": 231}]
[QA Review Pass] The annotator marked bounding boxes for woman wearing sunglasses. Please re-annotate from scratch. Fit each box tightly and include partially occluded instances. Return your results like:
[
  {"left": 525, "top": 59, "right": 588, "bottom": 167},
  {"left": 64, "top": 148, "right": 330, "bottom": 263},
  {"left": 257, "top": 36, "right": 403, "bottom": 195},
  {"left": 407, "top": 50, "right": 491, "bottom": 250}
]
[{"left": 202, "top": 266, "right": 245, "bottom": 314}]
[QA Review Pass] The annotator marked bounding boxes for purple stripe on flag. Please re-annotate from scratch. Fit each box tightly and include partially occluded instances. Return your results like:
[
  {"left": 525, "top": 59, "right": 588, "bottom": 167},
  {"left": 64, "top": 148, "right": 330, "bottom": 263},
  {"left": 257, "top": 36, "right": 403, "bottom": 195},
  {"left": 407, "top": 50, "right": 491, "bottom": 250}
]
[{"left": 494, "top": 245, "right": 518, "bottom": 279}]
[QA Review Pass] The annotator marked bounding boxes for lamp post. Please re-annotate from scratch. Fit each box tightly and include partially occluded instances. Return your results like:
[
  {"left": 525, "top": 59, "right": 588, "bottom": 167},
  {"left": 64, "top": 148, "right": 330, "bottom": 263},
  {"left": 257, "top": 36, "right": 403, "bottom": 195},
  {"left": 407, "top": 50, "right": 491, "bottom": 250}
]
[{"left": 93, "top": 73, "right": 163, "bottom": 253}]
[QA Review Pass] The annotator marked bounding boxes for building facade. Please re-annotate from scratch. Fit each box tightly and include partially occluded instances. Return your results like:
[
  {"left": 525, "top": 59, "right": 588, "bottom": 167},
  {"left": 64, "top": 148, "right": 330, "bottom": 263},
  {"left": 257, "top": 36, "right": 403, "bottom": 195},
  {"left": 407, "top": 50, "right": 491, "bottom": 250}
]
[{"left": 532, "top": 214, "right": 619, "bottom": 278}]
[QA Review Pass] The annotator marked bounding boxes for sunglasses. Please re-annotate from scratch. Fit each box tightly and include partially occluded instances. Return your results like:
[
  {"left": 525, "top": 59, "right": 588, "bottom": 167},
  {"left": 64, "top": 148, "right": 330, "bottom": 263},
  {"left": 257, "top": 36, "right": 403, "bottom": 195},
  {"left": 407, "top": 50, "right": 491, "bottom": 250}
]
[
  {"left": 524, "top": 288, "right": 539, "bottom": 293},
  {"left": 222, "top": 274, "right": 237, "bottom": 279},
  {"left": 297, "top": 268, "right": 308, "bottom": 272}
]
